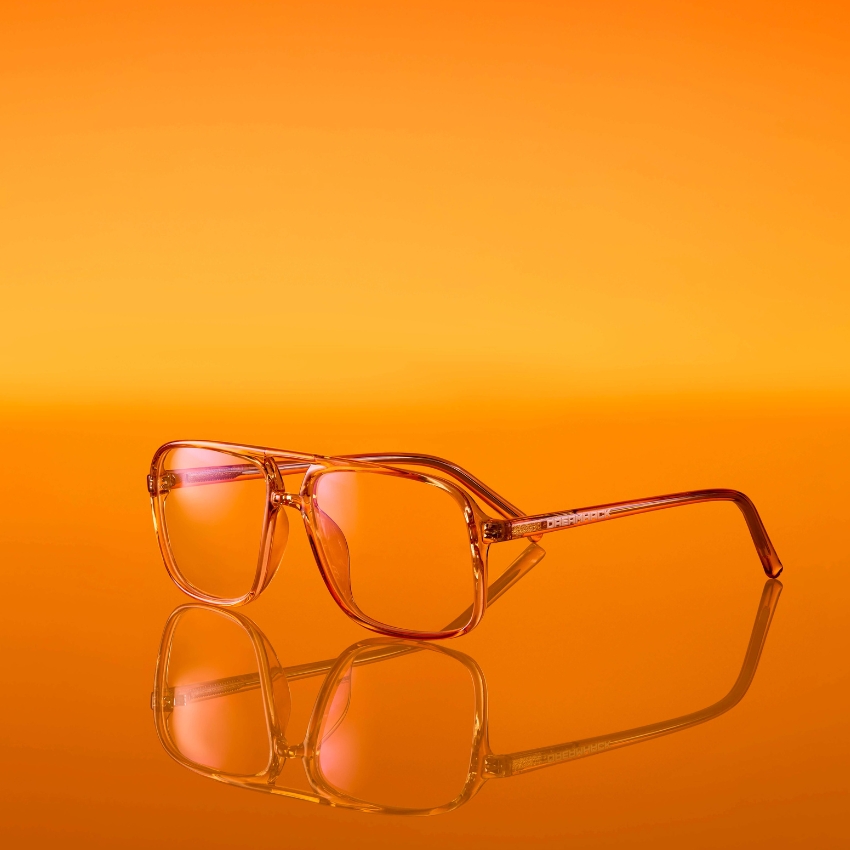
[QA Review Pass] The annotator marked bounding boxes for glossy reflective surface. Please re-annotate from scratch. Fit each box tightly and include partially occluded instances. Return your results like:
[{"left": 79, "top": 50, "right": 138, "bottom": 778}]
[
  {"left": 152, "top": 579, "right": 782, "bottom": 815},
  {"left": 1, "top": 403, "right": 848, "bottom": 846}
]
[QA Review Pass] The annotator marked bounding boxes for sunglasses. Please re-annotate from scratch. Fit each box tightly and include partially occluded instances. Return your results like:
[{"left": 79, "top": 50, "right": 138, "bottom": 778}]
[
  {"left": 151, "top": 579, "right": 782, "bottom": 815},
  {"left": 148, "top": 440, "right": 784, "bottom": 639}
]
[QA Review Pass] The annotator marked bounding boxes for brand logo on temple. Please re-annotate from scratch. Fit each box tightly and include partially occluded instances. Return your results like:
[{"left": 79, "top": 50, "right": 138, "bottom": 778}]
[
  {"left": 510, "top": 508, "right": 611, "bottom": 538},
  {"left": 511, "top": 521, "right": 545, "bottom": 536},
  {"left": 511, "top": 740, "right": 611, "bottom": 772},
  {"left": 545, "top": 508, "right": 611, "bottom": 529}
]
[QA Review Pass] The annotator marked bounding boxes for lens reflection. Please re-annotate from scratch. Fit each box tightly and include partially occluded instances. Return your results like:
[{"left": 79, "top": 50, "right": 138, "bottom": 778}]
[
  {"left": 151, "top": 579, "right": 781, "bottom": 815},
  {"left": 316, "top": 647, "right": 475, "bottom": 809},
  {"left": 165, "top": 608, "right": 270, "bottom": 775}
]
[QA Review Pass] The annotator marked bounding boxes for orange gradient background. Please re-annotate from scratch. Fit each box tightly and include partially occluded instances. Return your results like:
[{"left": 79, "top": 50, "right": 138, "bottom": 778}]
[{"left": 1, "top": 2, "right": 848, "bottom": 848}]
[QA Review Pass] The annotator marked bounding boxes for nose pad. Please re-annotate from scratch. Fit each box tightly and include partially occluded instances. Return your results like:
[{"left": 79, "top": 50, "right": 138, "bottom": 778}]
[
  {"left": 260, "top": 504, "right": 290, "bottom": 593},
  {"left": 314, "top": 507, "right": 353, "bottom": 606},
  {"left": 259, "top": 631, "right": 292, "bottom": 734},
  {"left": 321, "top": 668, "right": 353, "bottom": 744}
]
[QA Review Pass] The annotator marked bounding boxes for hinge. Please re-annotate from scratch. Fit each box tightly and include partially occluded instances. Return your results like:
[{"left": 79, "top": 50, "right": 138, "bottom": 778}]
[
  {"left": 483, "top": 754, "right": 510, "bottom": 777},
  {"left": 148, "top": 473, "right": 176, "bottom": 495},
  {"left": 150, "top": 691, "right": 175, "bottom": 711},
  {"left": 482, "top": 521, "right": 506, "bottom": 542}
]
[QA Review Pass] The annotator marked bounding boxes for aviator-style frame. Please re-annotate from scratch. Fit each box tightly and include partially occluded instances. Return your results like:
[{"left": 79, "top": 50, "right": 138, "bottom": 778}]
[
  {"left": 148, "top": 440, "right": 784, "bottom": 639},
  {"left": 151, "top": 579, "right": 782, "bottom": 816}
]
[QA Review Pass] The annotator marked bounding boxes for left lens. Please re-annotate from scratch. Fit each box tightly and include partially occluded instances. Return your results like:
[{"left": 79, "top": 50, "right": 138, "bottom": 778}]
[
  {"left": 163, "top": 609, "right": 271, "bottom": 775},
  {"left": 315, "top": 646, "right": 476, "bottom": 811}
]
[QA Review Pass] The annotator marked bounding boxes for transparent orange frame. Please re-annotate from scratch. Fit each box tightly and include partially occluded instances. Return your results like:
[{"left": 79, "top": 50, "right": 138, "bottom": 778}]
[
  {"left": 151, "top": 579, "right": 782, "bottom": 816},
  {"left": 148, "top": 440, "right": 784, "bottom": 639}
]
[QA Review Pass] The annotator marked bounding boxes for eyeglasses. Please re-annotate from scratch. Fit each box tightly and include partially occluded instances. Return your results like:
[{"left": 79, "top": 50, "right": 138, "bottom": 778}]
[
  {"left": 147, "top": 440, "right": 784, "bottom": 639},
  {"left": 150, "top": 579, "right": 782, "bottom": 816}
]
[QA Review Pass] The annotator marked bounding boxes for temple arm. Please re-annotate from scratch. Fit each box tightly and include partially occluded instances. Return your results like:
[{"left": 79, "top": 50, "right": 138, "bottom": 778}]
[
  {"left": 149, "top": 460, "right": 311, "bottom": 493},
  {"left": 484, "top": 577, "right": 782, "bottom": 778},
  {"left": 342, "top": 452, "right": 524, "bottom": 518},
  {"left": 487, "top": 489, "right": 782, "bottom": 579}
]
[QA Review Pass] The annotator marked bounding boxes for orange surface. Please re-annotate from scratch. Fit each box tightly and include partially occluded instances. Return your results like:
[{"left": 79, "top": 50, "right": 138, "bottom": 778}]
[{"left": 1, "top": 2, "right": 848, "bottom": 847}]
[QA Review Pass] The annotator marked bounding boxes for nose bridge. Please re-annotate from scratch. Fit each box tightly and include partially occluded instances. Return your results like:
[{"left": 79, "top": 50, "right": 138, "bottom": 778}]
[{"left": 269, "top": 457, "right": 313, "bottom": 487}]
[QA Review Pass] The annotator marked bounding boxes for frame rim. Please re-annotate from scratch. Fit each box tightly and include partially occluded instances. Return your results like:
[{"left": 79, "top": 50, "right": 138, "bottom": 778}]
[
  {"left": 152, "top": 605, "right": 287, "bottom": 783},
  {"left": 151, "top": 443, "right": 275, "bottom": 606},
  {"left": 301, "top": 462, "right": 490, "bottom": 640},
  {"left": 302, "top": 637, "right": 491, "bottom": 816},
  {"left": 150, "top": 440, "right": 496, "bottom": 637}
]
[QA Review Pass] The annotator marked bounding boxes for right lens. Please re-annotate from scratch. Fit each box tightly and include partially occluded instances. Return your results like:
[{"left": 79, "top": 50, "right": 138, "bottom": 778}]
[
  {"left": 163, "top": 609, "right": 271, "bottom": 775},
  {"left": 311, "top": 470, "right": 476, "bottom": 634},
  {"left": 159, "top": 447, "right": 269, "bottom": 600}
]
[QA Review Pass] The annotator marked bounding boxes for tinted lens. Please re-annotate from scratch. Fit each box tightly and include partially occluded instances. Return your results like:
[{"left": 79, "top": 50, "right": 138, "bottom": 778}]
[
  {"left": 160, "top": 448, "right": 268, "bottom": 599},
  {"left": 316, "top": 647, "right": 475, "bottom": 810},
  {"left": 312, "top": 471, "right": 475, "bottom": 633},
  {"left": 164, "top": 609, "right": 270, "bottom": 775}
]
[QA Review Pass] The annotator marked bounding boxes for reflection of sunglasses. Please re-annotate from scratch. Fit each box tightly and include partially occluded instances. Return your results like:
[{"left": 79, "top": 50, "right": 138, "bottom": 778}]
[
  {"left": 152, "top": 579, "right": 782, "bottom": 816},
  {"left": 148, "top": 441, "right": 784, "bottom": 638}
]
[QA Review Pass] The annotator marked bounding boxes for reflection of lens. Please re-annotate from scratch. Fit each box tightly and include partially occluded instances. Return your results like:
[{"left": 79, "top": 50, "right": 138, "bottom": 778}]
[
  {"left": 161, "top": 447, "right": 268, "bottom": 599},
  {"left": 313, "top": 471, "right": 474, "bottom": 633},
  {"left": 164, "top": 609, "right": 270, "bottom": 775},
  {"left": 316, "top": 647, "right": 475, "bottom": 810}
]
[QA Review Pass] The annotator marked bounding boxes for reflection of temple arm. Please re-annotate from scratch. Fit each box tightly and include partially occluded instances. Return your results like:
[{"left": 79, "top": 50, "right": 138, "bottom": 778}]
[
  {"left": 495, "top": 489, "right": 783, "bottom": 579},
  {"left": 484, "top": 578, "right": 782, "bottom": 778},
  {"left": 154, "top": 668, "right": 280, "bottom": 709},
  {"left": 153, "top": 651, "right": 410, "bottom": 709}
]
